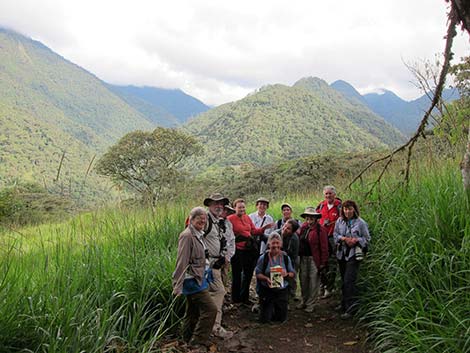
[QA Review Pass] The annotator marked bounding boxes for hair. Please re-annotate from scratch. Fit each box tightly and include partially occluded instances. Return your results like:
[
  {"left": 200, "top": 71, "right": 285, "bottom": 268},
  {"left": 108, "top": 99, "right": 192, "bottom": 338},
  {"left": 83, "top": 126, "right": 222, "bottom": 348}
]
[
  {"left": 323, "top": 185, "right": 336, "bottom": 194},
  {"left": 189, "top": 206, "right": 207, "bottom": 221},
  {"left": 232, "top": 198, "right": 245, "bottom": 207},
  {"left": 340, "top": 200, "right": 360, "bottom": 219},
  {"left": 267, "top": 232, "right": 283, "bottom": 245},
  {"left": 286, "top": 219, "right": 299, "bottom": 233}
]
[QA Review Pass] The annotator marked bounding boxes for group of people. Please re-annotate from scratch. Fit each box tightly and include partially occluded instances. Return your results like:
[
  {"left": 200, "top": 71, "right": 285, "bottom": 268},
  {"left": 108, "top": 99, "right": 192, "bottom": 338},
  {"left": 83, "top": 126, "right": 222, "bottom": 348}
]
[{"left": 172, "top": 186, "right": 370, "bottom": 350}]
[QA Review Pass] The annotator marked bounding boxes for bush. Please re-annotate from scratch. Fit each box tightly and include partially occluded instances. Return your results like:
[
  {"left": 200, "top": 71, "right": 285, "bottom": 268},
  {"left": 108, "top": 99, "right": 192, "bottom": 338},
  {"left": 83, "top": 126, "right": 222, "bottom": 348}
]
[{"left": 0, "top": 182, "right": 72, "bottom": 226}]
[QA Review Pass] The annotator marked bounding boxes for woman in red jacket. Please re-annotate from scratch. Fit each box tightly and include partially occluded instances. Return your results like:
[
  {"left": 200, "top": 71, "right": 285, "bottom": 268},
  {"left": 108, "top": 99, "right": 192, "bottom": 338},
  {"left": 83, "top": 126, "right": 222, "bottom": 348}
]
[
  {"left": 227, "top": 198, "right": 273, "bottom": 304},
  {"left": 296, "top": 207, "right": 329, "bottom": 313}
]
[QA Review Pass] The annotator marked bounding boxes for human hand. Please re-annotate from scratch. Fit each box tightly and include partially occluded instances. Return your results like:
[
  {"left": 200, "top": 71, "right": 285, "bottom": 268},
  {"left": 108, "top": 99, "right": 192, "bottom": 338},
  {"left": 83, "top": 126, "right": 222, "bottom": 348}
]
[
  {"left": 281, "top": 269, "right": 287, "bottom": 277},
  {"left": 263, "top": 222, "right": 275, "bottom": 230}
]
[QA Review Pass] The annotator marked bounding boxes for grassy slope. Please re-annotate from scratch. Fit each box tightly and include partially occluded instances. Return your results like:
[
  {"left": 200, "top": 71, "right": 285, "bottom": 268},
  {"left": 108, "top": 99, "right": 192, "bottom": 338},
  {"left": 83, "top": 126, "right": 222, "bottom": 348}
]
[
  {"left": 357, "top": 163, "right": 469, "bottom": 353},
  {"left": 1, "top": 154, "right": 468, "bottom": 352},
  {"left": 0, "top": 29, "right": 154, "bottom": 204}
]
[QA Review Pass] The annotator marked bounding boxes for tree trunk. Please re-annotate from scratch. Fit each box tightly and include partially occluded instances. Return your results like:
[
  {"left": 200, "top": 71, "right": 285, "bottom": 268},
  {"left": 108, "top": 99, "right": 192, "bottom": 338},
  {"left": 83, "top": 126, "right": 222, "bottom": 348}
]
[{"left": 462, "top": 128, "right": 470, "bottom": 191}]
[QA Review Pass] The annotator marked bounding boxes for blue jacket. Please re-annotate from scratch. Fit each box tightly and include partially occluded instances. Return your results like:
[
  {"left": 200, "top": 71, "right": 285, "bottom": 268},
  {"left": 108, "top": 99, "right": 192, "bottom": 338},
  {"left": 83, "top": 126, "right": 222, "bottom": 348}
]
[{"left": 333, "top": 217, "right": 370, "bottom": 261}]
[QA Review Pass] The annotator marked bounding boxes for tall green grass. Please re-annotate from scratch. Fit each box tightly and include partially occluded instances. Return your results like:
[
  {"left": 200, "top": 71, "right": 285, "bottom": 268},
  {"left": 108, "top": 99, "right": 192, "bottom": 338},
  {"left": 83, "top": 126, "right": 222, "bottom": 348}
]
[
  {"left": 356, "top": 161, "right": 470, "bottom": 353},
  {"left": 2, "top": 159, "right": 468, "bottom": 352},
  {"left": 0, "top": 207, "right": 188, "bottom": 352}
]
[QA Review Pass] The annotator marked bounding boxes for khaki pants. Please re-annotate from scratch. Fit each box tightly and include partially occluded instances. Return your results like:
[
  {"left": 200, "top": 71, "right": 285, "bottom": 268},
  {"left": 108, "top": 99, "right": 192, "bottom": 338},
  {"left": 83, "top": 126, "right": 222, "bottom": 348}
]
[
  {"left": 299, "top": 256, "right": 320, "bottom": 310},
  {"left": 183, "top": 289, "right": 217, "bottom": 345},
  {"left": 209, "top": 268, "right": 226, "bottom": 331}
]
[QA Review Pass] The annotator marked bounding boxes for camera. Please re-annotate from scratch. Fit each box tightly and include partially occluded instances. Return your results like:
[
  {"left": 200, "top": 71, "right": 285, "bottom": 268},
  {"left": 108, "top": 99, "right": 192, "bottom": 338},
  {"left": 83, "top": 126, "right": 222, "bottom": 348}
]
[
  {"left": 218, "top": 219, "right": 227, "bottom": 233},
  {"left": 212, "top": 256, "right": 226, "bottom": 269}
]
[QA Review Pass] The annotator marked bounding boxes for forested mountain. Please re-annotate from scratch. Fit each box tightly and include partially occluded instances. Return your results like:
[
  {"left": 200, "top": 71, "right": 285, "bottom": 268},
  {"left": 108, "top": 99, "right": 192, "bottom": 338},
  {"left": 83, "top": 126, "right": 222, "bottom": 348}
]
[
  {"left": 294, "top": 78, "right": 404, "bottom": 147},
  {"left": 0, "top": 28, "right": 154, "bottom": 202},
  {"left": 184, "top": 78, "right": 405, "bottom": 168},
  {"left": 331, "top": 79, "right": 460, "bottom": 135},
  {"left": 107, "top": 85, "right": 210, "bottom": 125}
]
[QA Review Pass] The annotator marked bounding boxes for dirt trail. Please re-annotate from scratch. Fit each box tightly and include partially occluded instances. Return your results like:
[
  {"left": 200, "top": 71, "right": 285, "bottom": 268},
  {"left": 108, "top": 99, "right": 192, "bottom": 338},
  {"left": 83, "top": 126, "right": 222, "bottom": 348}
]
[
  {"left": 161, "top": 294, "right": 369, "bottom": 353},
  {"left": 216, "top": 296, "right": 368, "bottom": 353}
]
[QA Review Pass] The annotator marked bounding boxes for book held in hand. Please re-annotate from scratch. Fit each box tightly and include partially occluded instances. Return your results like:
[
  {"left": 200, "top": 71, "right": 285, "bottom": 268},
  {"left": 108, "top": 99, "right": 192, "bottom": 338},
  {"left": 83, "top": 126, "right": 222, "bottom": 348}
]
[{"left": 270, "top": 265, "right": 284, "bottom": 288}]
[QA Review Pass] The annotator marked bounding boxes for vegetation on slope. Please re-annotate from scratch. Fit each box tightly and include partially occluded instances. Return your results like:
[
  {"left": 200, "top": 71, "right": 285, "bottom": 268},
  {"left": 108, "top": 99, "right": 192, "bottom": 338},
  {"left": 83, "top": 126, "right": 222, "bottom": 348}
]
[
  {"left": 184, "top": 79, "right": 405, "bottom": 169},
  {"left": 107, "top": 84, "right": 210, "bottom": 125},
  {"left": 357, "top": 162, "right": 469, "bottom": 353},
  {"left": 0, "top": 28, "right": 155, "bottom": 206}
]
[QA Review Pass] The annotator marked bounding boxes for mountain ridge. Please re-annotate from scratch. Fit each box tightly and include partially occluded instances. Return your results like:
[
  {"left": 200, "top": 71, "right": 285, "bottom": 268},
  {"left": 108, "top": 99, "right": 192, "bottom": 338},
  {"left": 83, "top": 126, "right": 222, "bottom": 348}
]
[{"left": 184, "top": 78, "right": 405, "bottom": 168}]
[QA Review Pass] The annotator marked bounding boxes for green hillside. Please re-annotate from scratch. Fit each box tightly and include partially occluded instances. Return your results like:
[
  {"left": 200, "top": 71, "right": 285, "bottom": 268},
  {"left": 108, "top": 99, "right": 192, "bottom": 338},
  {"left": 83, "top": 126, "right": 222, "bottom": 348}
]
[
  {"left": 184, "top": 79, "right": 405, "bottom": 168},
  {"left": 0, "top": 29, "right": 155, "bottom": 204},
  {"left": 294, "top": 77, "right": 405, "bottom": 146}
]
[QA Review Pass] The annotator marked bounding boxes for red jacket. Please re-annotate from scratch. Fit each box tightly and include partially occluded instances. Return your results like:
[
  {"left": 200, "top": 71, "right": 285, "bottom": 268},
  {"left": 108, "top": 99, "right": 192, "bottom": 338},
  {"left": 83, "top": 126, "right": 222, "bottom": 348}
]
[
  {"left": 316, "top": 199, "right": 342, "bottom": 237},
  {"left": 227, "top": 214, "right": 264, "bottom": 250},
  {"left": 298, "top": 222, "right": 329, "bottom": 268}
]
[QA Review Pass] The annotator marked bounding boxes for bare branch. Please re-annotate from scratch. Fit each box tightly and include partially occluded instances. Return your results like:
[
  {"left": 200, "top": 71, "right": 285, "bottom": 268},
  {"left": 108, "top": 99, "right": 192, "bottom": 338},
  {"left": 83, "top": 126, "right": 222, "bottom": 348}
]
[{"left": 348, "top": 7, "right": 458, "bottom": 192}]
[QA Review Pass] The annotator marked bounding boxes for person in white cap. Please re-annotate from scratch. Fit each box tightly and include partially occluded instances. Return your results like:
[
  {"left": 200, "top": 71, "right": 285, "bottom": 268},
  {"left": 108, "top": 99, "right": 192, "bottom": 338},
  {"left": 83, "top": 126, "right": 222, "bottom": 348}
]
[{"left": 249, "top": 197, "right": 274, "bottom": 255}]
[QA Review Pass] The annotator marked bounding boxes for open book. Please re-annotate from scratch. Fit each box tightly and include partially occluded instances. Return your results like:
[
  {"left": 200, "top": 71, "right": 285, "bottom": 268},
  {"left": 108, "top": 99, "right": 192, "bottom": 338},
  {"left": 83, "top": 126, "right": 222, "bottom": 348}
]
[{"left": 270, "top": 266, "right": 284, "bottom": 288}]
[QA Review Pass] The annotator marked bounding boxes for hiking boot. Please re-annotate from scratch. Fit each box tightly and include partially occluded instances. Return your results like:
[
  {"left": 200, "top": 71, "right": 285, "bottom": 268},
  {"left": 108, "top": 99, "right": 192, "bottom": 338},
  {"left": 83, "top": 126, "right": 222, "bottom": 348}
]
[
  {"left": 334, "top": 304, "right": 343, "bottom": 312},
  {"left": 340, "top": 312, "right": 353, "bottom": 320},
  {"left": 251, "top": 303, "right": 260, "bottom": 313},
  {"left": 296, "top": 302, "right": 306, "bottom": 310},
  {"left": 188, "top": 340, "right": 209, "bottom": 352},
  {"left": 304, "top": 306, "right": 314, "bottom": 313},
  {"left": 213, "top": 327, "right": 234, "bottom": 340}
]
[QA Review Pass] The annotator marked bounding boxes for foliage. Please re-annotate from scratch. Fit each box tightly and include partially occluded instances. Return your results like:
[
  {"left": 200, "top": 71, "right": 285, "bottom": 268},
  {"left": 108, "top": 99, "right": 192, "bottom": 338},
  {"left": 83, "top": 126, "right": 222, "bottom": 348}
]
[
  {"left": 184, "top": 77, "right": 405, "bottom": 169},
  {"left": 436, "top": 56, "right": 470, "bottom": 145},
  {"left": 95, "top": 127, "right": 202, "bottom": 206},
  {"left": 107, "top": 84, "right": 210, "bottom": 125},
  {"left": 0, "top": 28, "right": 155, "bottom": 207},
  {"left": 0, "top": 182, "right": 73, "bottom": 226},
  {"left": 356, "top": 162, "right": 470, "bottom": 353},
  {"left": 0, "top": 206, "right": 188, "bottom": 352}
]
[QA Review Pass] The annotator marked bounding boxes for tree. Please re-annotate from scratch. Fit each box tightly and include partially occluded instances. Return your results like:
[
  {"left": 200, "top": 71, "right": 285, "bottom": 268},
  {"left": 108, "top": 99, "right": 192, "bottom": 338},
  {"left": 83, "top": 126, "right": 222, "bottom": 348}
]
[
  {"left": 95, "top": 127, "right": 202, "bottom": 207},
  {"left": 349, "top": 1, "right": 470, "bottom": 194},
  {"left": 448, "top": 56, "right": 470, "bottom": 191}
]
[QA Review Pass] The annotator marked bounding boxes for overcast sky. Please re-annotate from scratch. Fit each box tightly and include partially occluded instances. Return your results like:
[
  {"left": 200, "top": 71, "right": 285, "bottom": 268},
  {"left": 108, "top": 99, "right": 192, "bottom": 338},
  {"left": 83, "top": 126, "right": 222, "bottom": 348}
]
[{"left": 0, "top": 0, "right": 468, "bottom": 105}]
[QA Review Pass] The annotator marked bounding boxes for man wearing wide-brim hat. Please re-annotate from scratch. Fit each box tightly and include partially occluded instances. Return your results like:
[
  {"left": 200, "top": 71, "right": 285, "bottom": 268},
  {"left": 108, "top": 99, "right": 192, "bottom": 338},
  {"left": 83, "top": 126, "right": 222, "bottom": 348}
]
[{"left": 202, "top": 193, "right": 235, "bottom": 339}]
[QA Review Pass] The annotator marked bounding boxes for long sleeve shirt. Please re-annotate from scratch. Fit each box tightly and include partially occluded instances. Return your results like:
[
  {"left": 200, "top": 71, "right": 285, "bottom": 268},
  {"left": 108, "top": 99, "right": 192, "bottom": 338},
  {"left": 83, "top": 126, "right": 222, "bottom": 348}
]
[
  {"left": 172, "top": 225, "right": 207, "bottom": 295},
  {"left": 333, "top": 217, "right": 370, "bottom": 261},
  {"left": 204, "top": 212, "right": 236, "bottom": 263},
  {"left": 249, "top": 212, "right": 274, "bottom": 254},
  {"left": 227, "top": 214, "right": 265, "bottom": 250}
]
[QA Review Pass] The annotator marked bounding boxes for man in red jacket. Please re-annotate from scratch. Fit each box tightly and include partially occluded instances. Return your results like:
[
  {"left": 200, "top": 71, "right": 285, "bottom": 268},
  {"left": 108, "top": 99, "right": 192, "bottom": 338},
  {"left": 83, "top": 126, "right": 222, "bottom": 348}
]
[{"left": 316, "top": 185, "right": 342, "bottom": 299}]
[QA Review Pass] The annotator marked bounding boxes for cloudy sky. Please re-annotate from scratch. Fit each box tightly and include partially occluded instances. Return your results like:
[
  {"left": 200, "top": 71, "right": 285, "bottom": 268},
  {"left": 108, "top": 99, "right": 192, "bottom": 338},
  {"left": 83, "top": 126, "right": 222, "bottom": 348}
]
[{"left": 0, "top": 0, "right": 468, "bottom": 105}]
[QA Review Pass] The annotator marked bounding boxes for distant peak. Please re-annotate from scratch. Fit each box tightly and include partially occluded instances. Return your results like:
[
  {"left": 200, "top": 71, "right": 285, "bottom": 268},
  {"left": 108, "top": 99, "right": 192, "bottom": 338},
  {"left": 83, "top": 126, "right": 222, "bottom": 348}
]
[{"left": 293, "top": 76, "right": 328, "bottom": 86}]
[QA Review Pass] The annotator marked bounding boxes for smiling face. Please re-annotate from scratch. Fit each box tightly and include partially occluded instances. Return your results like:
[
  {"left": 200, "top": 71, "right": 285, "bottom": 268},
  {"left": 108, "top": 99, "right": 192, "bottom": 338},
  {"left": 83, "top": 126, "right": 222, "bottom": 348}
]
[
  {"left": 256, "top": 201, "right": 268, "bottom": 215},
  {"left": 343, "top": 206, "right": 355, "bottom": 220},
  {"left": 304, "top": 215, "right": 319, "bottom": 225},
  {"left": 324, "top": 188, "right": 336, "bottom": 204},
  {"left": 208, "top": 200, "right": 225, "bottom": 217},
  {"left": 282, "top": 206, "right": 292, "bottom": 220},
  {"left": 235, "top": 201, "right": 246, "bottom": 217},
  {"left": 269, "top": 238, "right": 282, "bottom": 256},
  {"left": 281, "top": 221, "right": 293, "bottom": 236},
  {"left": 191, "top": 213, "right": 207, "bottom": 231}
]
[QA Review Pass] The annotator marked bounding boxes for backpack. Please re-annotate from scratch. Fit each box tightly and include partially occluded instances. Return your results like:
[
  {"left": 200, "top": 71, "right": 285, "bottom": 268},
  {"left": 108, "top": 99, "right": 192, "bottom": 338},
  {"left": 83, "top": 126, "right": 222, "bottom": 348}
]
[{"left": 261, "top": 252, "right": 290, "bottom": 274}]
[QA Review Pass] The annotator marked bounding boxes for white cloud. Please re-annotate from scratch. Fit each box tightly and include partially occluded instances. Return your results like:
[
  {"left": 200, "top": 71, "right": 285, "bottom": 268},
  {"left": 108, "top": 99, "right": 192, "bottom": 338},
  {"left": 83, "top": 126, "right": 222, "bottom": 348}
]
[{"left": 0, "top": 0, "right": 468, "bottom": 105}]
